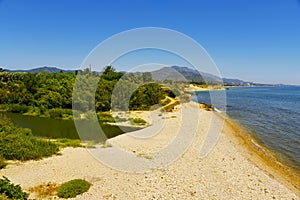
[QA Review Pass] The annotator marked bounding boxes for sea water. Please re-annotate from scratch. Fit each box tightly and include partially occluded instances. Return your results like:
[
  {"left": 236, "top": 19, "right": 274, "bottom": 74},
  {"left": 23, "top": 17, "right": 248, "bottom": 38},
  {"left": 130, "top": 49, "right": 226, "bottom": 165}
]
[{"left": 193, "top": 86, "right": 300, "bottom": 171}]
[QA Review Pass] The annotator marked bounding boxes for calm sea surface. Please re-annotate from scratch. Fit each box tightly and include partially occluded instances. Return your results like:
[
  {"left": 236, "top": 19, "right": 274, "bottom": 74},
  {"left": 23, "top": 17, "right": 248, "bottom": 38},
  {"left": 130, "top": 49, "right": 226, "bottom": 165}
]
[{"left": 193, "top": 86, "right": 300, "bottom": 171}]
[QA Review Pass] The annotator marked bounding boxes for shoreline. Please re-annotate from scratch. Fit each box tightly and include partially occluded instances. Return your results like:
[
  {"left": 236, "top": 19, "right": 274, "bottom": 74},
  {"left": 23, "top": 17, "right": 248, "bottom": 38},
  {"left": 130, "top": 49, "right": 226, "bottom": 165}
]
[
  {"left": 0, "top": 102, "right": 299, "bottom": 199},
  {"left": 215, "top": 111, "right": 300, "bottom": 196},
  {"left": 191, "top": 88, "right": 300, "bottom": 193},
  {"left": 184, "top": 84, "right": 225, "bottom": 92}
]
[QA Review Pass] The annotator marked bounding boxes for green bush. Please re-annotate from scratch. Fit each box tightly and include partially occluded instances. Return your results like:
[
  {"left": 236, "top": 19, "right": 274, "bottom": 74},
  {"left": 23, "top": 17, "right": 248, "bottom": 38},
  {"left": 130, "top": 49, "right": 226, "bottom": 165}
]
[
  {"left": 0, "top": 157, "right": 6, "bottom": 169},
  {"left": 8, "top": 104, "right": 30, "bottom": 113},
  {"left": 166, "top": 89, "right": 177, "bottom": 98},
  {"left": 48, "top": 108, "right": 72, "bottom": 119},
  {"left": 57, "top": 179, "right": 91, "bottom": 198},
  {"left": 97, "top": 112, "right": 115, "bottom": 123},
  {"left": 0, "top": 194, "right": 9, "bottom": 200},
  {"left": 131, "top": 118, "right": 147, "bottom": 125},
  {"left": 0, "top": 105, "right": 9, "bottom": 112},
  {"left": 0, "top": 133, "right": 59, "bottom": 161},
  {"left": 0, "top": 176, "right": 28, "bottom": 200},
  {"left": 129, "top": 83, "right": 165, "bottom": 111},
  {"left": 0, "top": 119, "right": 59, "bottom": 161}
]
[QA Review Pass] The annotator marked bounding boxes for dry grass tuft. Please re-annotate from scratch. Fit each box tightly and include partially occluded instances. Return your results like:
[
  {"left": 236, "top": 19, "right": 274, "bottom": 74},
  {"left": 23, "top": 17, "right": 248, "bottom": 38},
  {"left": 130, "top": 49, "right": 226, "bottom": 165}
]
[{"left": 29, "top": 182, "right": 59, "bottom": 198}]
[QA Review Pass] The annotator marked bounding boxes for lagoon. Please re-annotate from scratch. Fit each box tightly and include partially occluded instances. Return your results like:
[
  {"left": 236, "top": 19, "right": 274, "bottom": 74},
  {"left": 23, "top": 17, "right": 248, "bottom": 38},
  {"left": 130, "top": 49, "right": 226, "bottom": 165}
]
[{"left": 0, "top": 112, "right": 140, "bottom": 141}]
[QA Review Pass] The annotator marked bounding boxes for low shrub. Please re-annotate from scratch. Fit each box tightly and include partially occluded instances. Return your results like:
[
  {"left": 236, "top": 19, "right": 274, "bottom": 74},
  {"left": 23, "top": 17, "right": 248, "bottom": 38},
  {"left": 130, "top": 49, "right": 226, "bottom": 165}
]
[
  {"left": 48, "top": 108, "right": 72, "bottom": 119},
  {"left": 61, "top": 114, "right": 73, "bottom": 120},
  {"left": 54, "top": 138, "right": 82, "bottom": 148},
  {"left": 131, "top": 118, "right": 147, "bottom": 125},
  {"left": 166, "top": 89, "right": 177, "bottom": 98},
  {"left": 0, "top": 119, "right": 59, "bottom": 161},
  {"left": 0, "top": 176, "right": 28, "bottom": 200},
  {"left": 57, "top": 179, "right": 91, "bottom": 198},
  {"left": 0, "top": 157, "right": 6, "bottom": 169},
  {"left": 97, "top": 112, "right": 115, "bottom": 123},
  {"left": 8, "top": 104, "right": 30, "bottom": 113},
  {"left": 84, "top": 140, "right": 96, "bottom": 148},
  {"left": 0, "top": 133, "right": 59, "bottom": 161},
  {"left": 0, "top": 104, "right": 9, "bottom": 112},
  {"left": 29, "top": 182, "right": 59, "bottom": 198},
  {"left": 0, "top": 194, "right": 9, "bottom": 200}
]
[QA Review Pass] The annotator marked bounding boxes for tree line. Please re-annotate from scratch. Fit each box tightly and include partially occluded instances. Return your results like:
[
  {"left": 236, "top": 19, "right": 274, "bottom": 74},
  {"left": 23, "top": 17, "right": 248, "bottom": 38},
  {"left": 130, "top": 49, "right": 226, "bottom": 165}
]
[{"left": 0, "top": 67, "right": 166, "bottom": 119}]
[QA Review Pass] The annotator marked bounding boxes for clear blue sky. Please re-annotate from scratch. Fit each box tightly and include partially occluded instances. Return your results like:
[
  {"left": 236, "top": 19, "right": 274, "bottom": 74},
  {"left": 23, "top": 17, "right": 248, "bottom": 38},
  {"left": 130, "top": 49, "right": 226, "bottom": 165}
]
[{"left": 0, "top": 0, "right": 299, "bottom": 84}]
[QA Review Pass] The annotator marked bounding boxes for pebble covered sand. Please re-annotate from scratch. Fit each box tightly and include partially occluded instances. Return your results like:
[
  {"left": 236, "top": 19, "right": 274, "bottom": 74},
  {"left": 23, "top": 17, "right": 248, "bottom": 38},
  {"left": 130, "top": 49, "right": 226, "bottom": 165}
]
[{"left": 0, "top": 102, "right": 299, "bottom": 199}]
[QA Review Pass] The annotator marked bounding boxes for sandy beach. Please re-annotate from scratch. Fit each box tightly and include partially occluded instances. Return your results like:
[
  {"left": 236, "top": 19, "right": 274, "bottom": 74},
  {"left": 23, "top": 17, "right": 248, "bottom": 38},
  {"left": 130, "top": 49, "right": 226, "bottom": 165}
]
[
  {"left": 0, "top": 102, "right": 299, "bottom": 199},
  {"left": 184, "top": 84, "right": 225, "bottom": 92}
]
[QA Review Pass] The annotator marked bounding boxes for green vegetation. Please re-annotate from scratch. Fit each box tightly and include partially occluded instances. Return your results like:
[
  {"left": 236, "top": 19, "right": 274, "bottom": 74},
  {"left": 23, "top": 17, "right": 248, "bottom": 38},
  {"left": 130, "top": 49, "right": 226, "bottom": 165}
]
[
  {"left": 0, "top": 67, "right": 183, "bottom": 163},
  {"left": 7, "top": 104, "right": 31, "bottom": 114},
  {"left": 0, "top": 119, "right": 59, "bottom": 161},
  {"left": 0, "top": 71, "right": 74, "bottom": 115},
  {"left": 0, "top": 67, "right": 195, "bottom": 120},
  {"left": 84, "top": 140, "right": 97, "bottom": 148},
  {"left": 129, "top": 83, "right": 164, "bottom": 110},
  {"left": 190, "top": 81, "right": 207, "bottom": 88},
  {"left": 0, "top": 66, "right": 166, "bottom": 119},
  {"left": 0, "top": 194, "right": 9, "bottom": 200},
  {"left": 163, "top": 88, "right": 178, "bottom": 98},
  {"left": 47, "top": 108, "right": 73, "bottom": 119},
  {"left": 53, "top": 138, "right": 82, "bottom": 148},
  {"left": 0, "top": 157, "right": 6, "bottom": 169},
  {"left": 130, "top": 118, "right": 147, "bottom": 125},
  {"left": 0, "top": 176, "right": 29, "bottom": 200},
  {"left": 97, "top": 112, "right": 115, "bottom": 123},
  {"left": 57, "top": 179, "right": 91, "bottom": 198}
]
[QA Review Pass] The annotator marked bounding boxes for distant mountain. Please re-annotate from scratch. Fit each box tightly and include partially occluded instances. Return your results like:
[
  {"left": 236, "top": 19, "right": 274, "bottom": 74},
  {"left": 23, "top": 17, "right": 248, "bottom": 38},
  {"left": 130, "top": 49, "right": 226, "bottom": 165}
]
[
  {"left": 3, "top": 65, "right": 254, "bottom": 86},
  {"left": 151, "top": 66, "right": 218, "bottom": 82},
  {"left": 223, "top": 78, "right": 253, "bottom": 85},
  {"left": 150, "top": 66, "right": 203, "bottom": 82},
  {"left": 150, "top": 66, "right": 253, "bottom": 85},
  {"left": 5, "top": 66, "right": 74, "bottom": 73}
]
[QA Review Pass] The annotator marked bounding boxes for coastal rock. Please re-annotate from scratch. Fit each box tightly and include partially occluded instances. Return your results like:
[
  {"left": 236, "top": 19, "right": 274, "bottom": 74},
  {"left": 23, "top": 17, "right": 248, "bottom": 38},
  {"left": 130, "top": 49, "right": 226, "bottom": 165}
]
[{"left": 199, "top": 103, "right": 213, "bottom": 111}]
